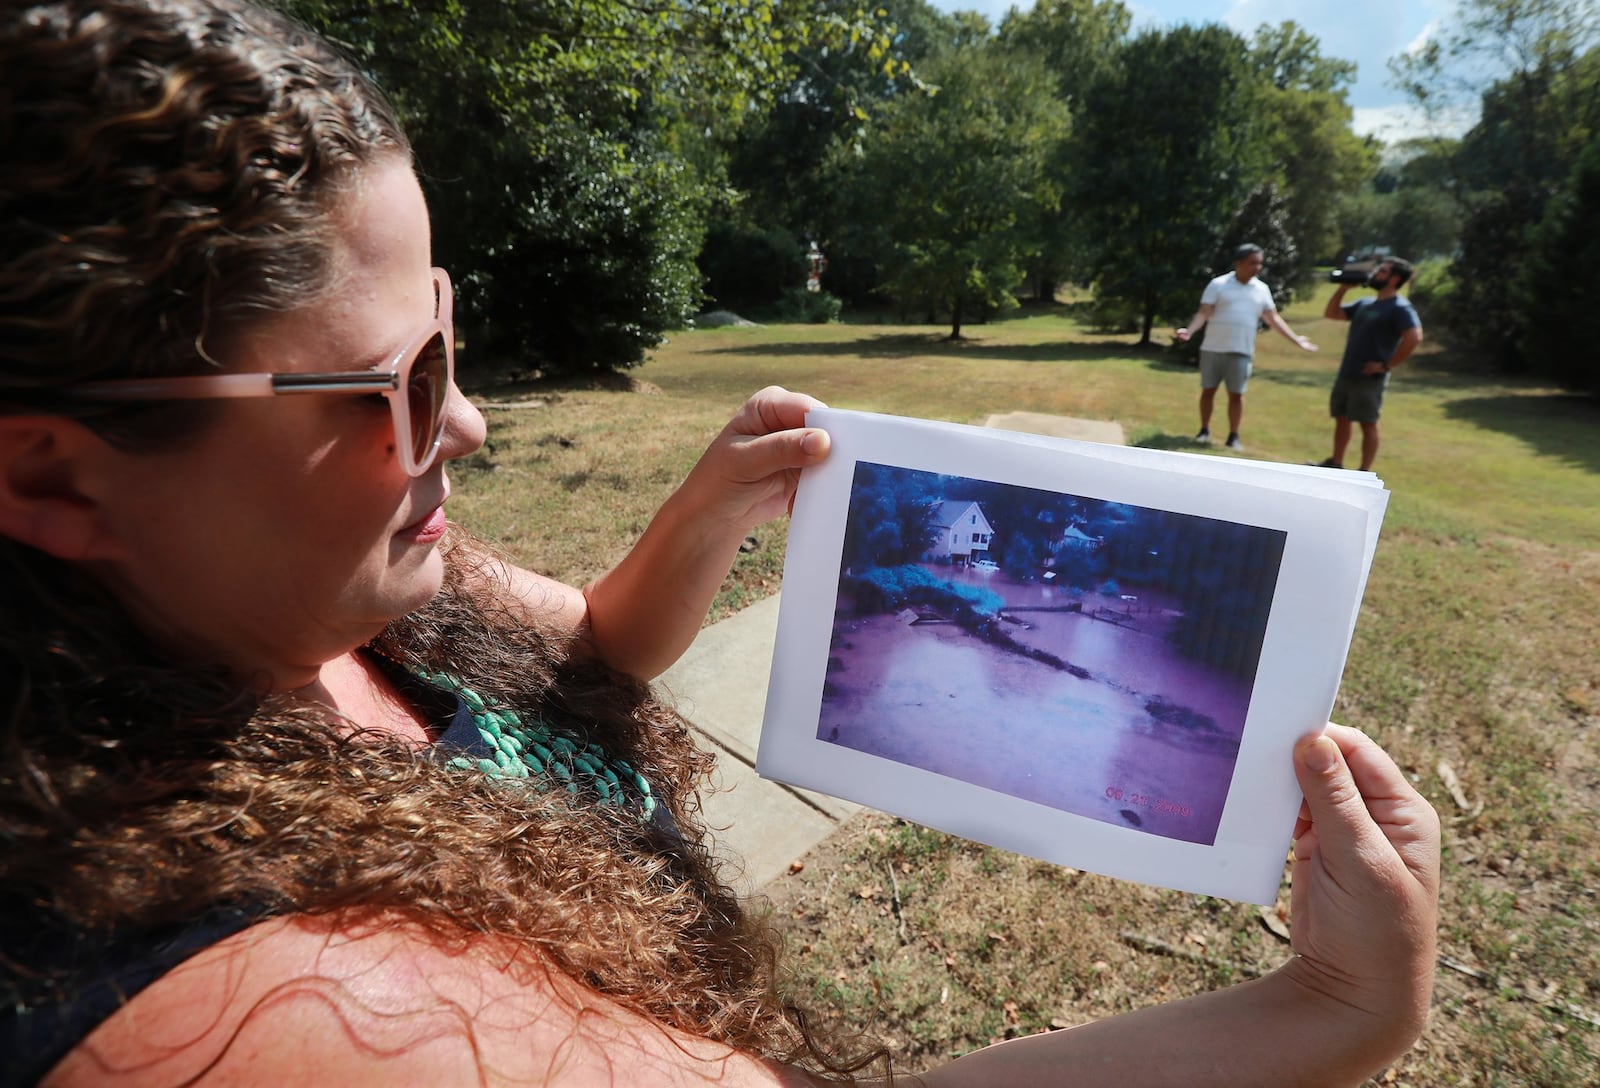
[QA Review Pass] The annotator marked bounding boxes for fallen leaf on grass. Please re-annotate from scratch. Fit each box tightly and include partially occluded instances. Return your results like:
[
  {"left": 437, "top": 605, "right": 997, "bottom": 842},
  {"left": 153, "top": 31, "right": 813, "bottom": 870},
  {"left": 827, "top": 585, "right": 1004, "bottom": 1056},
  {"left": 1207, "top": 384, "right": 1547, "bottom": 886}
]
[
  {"left": 1259, "top": 903, "right": 1292, "bottom": 942},
  {"left": 1436, "top": 761, "right": 1480, "bottom": 816}
]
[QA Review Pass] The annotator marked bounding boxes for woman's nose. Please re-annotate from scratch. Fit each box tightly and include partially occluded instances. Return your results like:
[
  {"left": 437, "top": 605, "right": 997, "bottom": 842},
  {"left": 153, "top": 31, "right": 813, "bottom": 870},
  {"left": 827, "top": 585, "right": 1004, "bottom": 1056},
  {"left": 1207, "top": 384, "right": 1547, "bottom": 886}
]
[{"left": 439, "top": 382, "right": 487, "bottom": 462}]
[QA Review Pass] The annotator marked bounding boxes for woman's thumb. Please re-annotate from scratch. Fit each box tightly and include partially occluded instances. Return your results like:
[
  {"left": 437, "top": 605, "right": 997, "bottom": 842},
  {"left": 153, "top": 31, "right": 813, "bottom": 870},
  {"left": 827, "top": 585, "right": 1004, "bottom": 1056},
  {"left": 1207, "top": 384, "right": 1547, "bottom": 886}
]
[{"left": 1293, "top": 732, "right": 1370, "bottom": 854}]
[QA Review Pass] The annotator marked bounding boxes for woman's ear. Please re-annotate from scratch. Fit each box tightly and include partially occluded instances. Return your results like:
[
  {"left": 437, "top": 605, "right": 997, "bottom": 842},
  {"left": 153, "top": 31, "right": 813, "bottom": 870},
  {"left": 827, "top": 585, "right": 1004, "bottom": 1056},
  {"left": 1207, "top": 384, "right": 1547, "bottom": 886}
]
[{"left": 0, "top": 417, "right": 122, "bottom": 560}]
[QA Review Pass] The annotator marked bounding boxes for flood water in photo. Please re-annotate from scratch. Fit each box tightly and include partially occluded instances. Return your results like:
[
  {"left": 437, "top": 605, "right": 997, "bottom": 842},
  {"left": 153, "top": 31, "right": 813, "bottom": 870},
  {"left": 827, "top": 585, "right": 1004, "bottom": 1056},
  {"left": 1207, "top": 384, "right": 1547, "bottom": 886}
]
[{"left": 817, "top": 564, "right": 1255, "bottom": 844}]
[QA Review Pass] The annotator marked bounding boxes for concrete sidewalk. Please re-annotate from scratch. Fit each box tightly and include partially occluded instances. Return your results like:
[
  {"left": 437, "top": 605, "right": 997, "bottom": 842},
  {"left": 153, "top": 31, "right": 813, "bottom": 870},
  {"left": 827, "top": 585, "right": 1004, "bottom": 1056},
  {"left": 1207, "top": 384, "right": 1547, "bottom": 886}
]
[{"left": 654, "top": 412, "right": 1125, "bottom": 892}]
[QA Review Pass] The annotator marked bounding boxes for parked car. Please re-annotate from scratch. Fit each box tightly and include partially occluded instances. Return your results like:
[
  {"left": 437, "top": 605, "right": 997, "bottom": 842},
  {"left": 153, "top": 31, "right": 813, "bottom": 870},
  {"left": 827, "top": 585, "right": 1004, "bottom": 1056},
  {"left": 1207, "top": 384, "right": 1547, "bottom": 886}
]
[{"left": 972, "top": 558, "right": 1000, "bottom": 572}]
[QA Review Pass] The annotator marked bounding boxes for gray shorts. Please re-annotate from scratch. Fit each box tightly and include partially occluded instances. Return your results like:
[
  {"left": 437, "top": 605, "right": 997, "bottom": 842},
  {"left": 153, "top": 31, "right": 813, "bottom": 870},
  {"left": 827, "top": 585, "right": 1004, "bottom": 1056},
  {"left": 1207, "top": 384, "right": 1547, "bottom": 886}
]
[
  {"left": 1330, "top": 375, "right": 1387, "bottom": 423},
  {"left": 1199, "top": 350, "right": 1252, "bottom": 395}
]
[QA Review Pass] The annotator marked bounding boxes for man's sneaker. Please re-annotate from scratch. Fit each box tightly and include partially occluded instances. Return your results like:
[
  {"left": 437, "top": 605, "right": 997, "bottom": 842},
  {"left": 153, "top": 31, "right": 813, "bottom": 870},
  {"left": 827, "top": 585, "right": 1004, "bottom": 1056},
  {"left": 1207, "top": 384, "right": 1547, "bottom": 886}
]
[
  {"left": 1314, "top": 457, "right": 1342, "bottom": 469},
  {"left": 1194, "top": 428, "right": 1211, "bottom": 444},
  {"left": 1225, "top": 433, "right": 1243, "bottom": 451}
]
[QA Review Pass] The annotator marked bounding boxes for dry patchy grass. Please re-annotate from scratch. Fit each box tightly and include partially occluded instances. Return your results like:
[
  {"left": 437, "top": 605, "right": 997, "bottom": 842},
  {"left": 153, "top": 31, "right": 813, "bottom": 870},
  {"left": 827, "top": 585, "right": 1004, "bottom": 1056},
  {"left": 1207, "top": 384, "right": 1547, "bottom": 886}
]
[{"left": 450, "top": 291, "right": 1600, "bottom": 1086}]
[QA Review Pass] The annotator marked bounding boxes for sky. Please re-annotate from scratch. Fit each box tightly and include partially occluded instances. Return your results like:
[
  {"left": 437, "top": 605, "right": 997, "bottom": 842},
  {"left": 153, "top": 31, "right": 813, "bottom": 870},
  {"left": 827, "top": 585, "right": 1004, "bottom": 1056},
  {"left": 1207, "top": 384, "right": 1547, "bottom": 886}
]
[{"left": 923, "top": 0, "right": 1476, "bottom": 144}]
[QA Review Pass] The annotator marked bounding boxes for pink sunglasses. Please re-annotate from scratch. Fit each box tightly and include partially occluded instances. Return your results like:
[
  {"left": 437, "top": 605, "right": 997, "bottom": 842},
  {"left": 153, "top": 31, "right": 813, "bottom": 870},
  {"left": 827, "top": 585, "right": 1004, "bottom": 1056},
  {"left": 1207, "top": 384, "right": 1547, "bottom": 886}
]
[{"left": 70, "top": 268, "right": 455, "bottom": 477}]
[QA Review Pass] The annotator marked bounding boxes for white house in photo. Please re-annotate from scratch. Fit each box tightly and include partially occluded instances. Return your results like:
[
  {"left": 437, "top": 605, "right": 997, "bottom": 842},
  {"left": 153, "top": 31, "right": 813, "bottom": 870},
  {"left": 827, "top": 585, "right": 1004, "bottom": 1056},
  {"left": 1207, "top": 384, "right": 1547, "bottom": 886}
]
[
  {"left": 1054, "top": 523, "right": 1104, "bottom": 554},
  {"left": 927, "top": 500, "right": 993, "bottom": 566}
]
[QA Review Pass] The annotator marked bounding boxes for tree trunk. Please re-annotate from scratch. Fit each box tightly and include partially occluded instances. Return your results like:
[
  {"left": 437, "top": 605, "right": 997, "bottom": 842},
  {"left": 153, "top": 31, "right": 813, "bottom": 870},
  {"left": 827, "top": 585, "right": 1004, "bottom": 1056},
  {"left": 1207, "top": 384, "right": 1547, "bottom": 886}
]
[
  {"left": 948, "top": 298, "right": 964, "bottom": 341},
  {"left": 1139, "top": 295, "right": 1155, "bottom": 346}
]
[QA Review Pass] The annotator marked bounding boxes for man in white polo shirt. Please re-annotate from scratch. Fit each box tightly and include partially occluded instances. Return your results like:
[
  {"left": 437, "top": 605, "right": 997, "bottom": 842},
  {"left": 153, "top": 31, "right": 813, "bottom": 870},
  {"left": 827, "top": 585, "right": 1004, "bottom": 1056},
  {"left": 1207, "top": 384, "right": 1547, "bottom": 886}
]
[{"left": 1175, "top": 244, "right": 1318, "bottom": 451}]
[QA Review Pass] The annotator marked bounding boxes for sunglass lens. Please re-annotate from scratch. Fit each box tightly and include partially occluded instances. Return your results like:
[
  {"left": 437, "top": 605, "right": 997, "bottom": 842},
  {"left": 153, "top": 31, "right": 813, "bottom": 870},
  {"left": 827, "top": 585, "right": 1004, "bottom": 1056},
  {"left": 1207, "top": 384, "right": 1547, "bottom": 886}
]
[{"left": 407, "top": 331, "right": 449, "bottom": 465}]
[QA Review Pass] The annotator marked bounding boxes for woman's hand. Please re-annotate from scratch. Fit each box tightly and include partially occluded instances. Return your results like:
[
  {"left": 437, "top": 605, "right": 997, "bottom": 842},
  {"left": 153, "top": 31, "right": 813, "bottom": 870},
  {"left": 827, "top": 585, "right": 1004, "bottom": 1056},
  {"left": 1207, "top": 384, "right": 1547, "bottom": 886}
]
[
  {"left": 569, "top": 387, "right": 831, "bottom": 679},
  {"left": 676, "top": 386, "right": 831, "bottom": 532},
  {"left": 1283, "top": 724, "right": 1441, "bottom": 1043}
]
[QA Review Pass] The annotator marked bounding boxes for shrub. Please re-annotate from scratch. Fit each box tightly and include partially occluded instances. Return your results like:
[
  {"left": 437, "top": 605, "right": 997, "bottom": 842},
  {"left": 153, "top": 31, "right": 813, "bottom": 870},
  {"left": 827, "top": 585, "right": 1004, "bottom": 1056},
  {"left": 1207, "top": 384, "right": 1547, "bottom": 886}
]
[
  {"left": 844, "top": 565, "right": 1004, "bottom": 617},
  {"left": 1406, "top": 255, "right": 1457, "bottom": 312},
  {"left": 698, "top": 223, "right": 804, "bottom": 313},
  {"left": 776, "top": 287, "right": 843, "bottom": 324}
]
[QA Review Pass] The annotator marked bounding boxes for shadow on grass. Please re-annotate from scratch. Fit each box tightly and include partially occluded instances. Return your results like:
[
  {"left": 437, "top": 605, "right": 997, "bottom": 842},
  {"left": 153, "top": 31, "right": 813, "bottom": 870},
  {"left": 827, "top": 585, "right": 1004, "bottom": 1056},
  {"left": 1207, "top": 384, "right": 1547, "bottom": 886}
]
[
  {"left": 1133, "top": 433, "right": 1210, "bottom": 452},
  {"left": 457, "top": 363, "right": 651, "bottom": 400},
  {"left": 1255, "top": 370, "right": 1336, "bottom": 390},
  {"left": 1442, "top": 393, "right": 1600, "bottom": 474},
  {"left": 698, "top": 332, "right": 1161, "bottom": 365}
]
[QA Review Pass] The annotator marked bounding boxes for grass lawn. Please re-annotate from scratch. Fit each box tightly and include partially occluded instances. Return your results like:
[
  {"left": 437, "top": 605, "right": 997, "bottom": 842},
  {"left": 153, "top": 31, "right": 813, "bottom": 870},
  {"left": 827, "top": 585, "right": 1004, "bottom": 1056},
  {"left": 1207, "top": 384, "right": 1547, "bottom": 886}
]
[{"left": 452, "top": 284, "right": 1600, "bottom": 1086}]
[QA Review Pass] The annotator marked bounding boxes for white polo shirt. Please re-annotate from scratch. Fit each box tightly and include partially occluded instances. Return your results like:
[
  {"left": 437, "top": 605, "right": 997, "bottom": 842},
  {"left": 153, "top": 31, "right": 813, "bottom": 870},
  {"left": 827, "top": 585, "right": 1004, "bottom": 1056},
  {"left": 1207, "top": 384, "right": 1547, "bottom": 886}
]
[{"left": 1199, "top": 273, "right": 1276, "bottom": 356}]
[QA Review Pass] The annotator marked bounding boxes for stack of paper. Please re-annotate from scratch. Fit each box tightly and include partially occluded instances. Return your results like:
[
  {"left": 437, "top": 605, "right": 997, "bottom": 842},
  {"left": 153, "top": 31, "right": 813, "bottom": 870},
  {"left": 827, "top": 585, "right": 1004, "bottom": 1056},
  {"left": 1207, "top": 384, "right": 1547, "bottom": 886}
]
[{"left": 757, "top": 408, "right": 1388, "bottom": 905}]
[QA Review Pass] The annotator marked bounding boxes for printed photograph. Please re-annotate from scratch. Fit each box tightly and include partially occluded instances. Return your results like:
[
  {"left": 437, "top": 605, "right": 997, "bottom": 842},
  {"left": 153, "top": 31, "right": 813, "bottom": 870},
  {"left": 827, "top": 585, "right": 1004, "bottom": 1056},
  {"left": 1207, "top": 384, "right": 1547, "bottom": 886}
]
[{"left": 818, "top": 461, "right": 1287, "bottom": 845}]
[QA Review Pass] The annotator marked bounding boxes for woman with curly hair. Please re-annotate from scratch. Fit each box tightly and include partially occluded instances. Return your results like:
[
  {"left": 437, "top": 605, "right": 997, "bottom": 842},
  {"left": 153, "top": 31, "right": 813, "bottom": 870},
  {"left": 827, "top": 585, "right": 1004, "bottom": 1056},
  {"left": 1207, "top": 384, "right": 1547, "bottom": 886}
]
[{"left": 0, "top": 1, "right": 1439, "bottom": 1085}]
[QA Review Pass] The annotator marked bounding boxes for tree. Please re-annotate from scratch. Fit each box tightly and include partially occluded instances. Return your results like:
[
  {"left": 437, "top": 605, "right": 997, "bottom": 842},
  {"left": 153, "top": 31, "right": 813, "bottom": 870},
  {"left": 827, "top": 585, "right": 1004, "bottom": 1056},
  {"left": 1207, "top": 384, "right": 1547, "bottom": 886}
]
[
  {"left": 1247, "top": 23, "right": 1376, "bottom": 278},
  {"left": 1515, "top": 132, "right": 1600, "bottom": 394},
  {"left": 1074, "top": 25, "right": 1267, "bottom": 345},
  {"left": 997, "top": 0, "right": 1133, "bottom": 299},
  {"left": 708, "top": 0, "right": 959, "bottom": 310},
  {"left": 280, "top": 0, "right": 902, "bottom": 374},
  {"left": 836, "top": 45, "right": 1071, "bottom": 338},
  {"left": 841, "top": 464, "right": 942, "bottom": 570},
  {"left": 1391, "top": 0, "right": 1600, "bottom": 375}
]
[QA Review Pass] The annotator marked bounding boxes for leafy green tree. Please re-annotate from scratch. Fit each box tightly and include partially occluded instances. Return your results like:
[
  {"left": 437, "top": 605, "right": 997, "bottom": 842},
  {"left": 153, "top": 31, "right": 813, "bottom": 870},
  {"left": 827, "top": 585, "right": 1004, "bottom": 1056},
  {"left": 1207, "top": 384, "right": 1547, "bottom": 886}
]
[
  {"left": 1247, "top": 23, "right": 1376, "bottom": 277},
  {"left": 1335, "top": 139, "right": 1464, "bottom": 262},
  {"left": 1218, "top": 184, "right": 1301, "bottom": 303},
  {"left": 709, "top": 1, "right": 959, "bottom": 310},
  {"left": 997, "top": 0, "right": 1133, "bottom": 299},
  {"left": 836, "top": 45, "right": 1071, "bottom": 338},
  {"left": 1391, "top": 0, "right": 1600, "bottom": 374},
  {"left": 1074, "top": 25, "right": 1267, "bottom": 345},
  {"left": 281, "top": 0, "right": 901, "bottom": 374},
  {"left": 1515, "top": 132, "right": 1600, "bottom": 394}
]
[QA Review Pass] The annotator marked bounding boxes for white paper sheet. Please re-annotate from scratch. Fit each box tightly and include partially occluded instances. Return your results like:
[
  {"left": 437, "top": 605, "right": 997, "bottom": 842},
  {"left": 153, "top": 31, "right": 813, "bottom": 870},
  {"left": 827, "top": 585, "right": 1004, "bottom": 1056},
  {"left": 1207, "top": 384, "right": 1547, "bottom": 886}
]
[{"left": 757, "top": 408, "right": 1388, "bottom": 904}]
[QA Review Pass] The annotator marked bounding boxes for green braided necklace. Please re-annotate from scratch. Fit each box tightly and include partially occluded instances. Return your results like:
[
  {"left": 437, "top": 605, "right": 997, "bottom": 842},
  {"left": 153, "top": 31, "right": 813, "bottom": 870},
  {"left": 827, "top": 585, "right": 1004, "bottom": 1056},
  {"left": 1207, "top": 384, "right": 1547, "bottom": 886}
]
[{"left": 423, "top": 671, "right": 657, "bottom": 821}]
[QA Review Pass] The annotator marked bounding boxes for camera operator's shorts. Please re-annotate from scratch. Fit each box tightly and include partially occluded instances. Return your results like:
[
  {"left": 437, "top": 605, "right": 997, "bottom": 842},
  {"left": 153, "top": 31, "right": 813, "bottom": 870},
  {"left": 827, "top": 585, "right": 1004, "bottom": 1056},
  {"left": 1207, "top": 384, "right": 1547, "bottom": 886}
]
[
  {"left": 1329, "top": 374, "right": 1388, "bottom": 423},
  {"left": 1199, "top": 350, "right": 1252, "bottom": 395}
]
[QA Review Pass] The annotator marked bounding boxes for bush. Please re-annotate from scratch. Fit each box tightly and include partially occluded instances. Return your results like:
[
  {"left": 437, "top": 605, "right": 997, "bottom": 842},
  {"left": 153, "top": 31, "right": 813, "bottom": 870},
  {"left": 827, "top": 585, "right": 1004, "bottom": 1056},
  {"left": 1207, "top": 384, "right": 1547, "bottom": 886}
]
[
  {"left": 843, "top": 565, "right": 1005, "bottom": 617},
  {"left": 1406, "top": 255, "right": 1457, "bottom": 312},
  {"left": 1084, "top": 294, "right": 1143, "bottom": 334},
  {"left": 698, "top": 223, "right": 804, "bottom": 313},
  {"left": 776, "top": 287, "right": 843, "bottom": 324}
]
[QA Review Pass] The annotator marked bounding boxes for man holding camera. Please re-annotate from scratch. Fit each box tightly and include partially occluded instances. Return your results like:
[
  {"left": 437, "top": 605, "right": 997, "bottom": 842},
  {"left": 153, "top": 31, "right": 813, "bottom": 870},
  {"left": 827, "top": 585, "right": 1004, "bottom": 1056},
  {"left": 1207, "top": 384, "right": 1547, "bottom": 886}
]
[
  {"left": 1318, "top": 258, "right": 1423, "bottom": 472},
  {"left": 1176, "top": 244, "right": 1317, "bottom": 452}
]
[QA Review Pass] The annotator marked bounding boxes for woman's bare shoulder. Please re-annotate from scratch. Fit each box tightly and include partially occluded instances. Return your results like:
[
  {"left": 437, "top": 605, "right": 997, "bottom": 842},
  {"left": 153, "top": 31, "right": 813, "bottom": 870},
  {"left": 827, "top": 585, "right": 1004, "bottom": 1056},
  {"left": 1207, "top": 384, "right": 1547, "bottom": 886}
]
[{"left": 44, "top": 914, "right": 817, "bottom": 1088}]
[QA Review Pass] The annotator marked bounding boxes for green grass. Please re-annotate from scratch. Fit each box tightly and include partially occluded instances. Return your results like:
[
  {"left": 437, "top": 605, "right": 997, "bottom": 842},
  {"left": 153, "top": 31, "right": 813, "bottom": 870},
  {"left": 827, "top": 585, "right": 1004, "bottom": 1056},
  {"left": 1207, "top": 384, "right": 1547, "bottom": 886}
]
[{"left": 452, "top": 285, "right": 1600, "bottom": 1085}]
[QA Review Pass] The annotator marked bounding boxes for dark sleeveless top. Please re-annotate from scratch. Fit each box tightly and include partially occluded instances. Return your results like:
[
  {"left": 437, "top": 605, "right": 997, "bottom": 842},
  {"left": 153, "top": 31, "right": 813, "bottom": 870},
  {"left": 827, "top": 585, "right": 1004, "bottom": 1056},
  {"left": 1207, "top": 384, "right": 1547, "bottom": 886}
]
[{"left": 0, "top": 688, "right": 674, "bottom": 1087}]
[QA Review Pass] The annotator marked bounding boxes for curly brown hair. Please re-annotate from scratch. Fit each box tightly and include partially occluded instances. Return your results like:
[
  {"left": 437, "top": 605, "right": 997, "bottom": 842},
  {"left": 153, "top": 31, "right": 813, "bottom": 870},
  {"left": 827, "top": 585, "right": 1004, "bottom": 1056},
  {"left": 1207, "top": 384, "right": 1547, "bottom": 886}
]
[{"left": 0, "top": 0, "right": 878, "bottom": 1079}]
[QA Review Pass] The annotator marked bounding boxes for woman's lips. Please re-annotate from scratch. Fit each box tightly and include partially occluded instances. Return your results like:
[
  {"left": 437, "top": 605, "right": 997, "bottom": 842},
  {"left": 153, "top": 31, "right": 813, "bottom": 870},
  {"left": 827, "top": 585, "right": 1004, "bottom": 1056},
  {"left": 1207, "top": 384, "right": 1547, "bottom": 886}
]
[{"left": 400, "top": 506, "right": 448, "bottom": 543}]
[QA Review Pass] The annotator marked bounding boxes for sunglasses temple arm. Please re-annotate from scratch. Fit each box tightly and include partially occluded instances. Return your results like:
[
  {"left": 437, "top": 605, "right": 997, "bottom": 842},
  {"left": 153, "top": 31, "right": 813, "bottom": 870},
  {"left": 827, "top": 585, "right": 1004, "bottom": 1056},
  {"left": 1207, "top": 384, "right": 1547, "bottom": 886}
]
[{"left": 70, "top": 373, "right": 281, "bottom": 400}]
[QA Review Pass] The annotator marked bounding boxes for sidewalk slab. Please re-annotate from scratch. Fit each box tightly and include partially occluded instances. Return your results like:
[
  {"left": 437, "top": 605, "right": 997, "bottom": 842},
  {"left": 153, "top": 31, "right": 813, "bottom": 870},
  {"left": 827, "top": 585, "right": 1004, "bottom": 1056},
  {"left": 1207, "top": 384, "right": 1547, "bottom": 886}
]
[
  {"left": 656, "top": 593, "right": 860, "bottom": 891},
  {"left": 693, "top": 751, "right": 843, "bottom": 892},
  {"left": 657, "top": 595, "right": 780, "bottom": 764},
  {"left": 657, "top": 595, "right": 857, "bottom": 820},
  {"left": 983, "top": 411, "right": 1125, "bottom": 445}
]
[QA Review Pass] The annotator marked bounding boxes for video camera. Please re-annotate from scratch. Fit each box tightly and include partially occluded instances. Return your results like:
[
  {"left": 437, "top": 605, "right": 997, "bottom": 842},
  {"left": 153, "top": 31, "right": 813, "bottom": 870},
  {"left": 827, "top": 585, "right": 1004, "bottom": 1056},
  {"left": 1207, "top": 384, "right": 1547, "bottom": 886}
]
[{"left": 1329, "top": 259, "right": 1378, "bottom": 285}]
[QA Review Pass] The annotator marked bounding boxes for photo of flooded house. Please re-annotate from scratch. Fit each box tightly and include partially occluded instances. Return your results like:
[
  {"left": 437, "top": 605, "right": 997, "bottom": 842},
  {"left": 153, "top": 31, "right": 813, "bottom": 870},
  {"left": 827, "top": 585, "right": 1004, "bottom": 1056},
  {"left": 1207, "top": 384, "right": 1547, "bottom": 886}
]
[{"left": 821, "top": 461, "right": 1286, "bottom": 846}]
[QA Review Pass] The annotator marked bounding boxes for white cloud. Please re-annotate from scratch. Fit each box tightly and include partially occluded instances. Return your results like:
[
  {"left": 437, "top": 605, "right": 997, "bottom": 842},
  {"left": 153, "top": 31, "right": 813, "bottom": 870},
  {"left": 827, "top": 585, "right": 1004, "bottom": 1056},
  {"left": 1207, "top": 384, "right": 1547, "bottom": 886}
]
[
  {"left": 1351, "top": 102, "right": 1476, "bottom": 143},
  {"left": 1402, "top": 19, "right": 1442, "bottom": 57}
]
